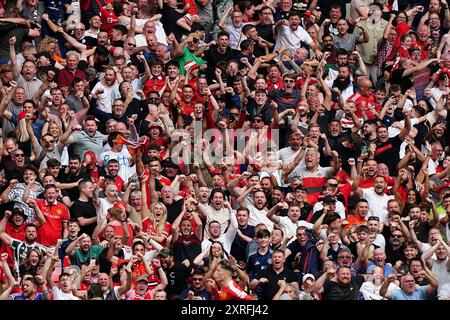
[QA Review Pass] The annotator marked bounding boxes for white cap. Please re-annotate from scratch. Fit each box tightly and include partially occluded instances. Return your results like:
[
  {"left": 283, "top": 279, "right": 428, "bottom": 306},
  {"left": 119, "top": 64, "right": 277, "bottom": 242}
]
[{"left": 302, "top": 273, "right": 315, "bottom": 283}]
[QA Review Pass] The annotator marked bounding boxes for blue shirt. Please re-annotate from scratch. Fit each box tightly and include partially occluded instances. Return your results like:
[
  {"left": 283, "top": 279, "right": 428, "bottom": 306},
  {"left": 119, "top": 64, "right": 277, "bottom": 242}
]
[
  {"left": 247, "top": 249, "right": 273, "bottom": 281},
  {"left": 391, "top": 286, "right": 427, "bottom": 300}
]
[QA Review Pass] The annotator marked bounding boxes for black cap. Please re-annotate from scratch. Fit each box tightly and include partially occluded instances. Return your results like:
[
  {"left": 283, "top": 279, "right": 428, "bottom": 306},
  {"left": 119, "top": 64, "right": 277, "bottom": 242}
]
[{"left": 322, "top": 195, "right": 337, "bottom": 203}]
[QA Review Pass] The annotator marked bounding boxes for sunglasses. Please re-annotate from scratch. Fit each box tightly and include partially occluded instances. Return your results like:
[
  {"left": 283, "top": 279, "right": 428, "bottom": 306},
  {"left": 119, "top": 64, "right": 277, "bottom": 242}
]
[
  {"left": 328, "top": 183, "right": 338, "bottom": 187},
  {"left": 127, "top": 43, "right": 136, "bottom": 47},
  {"left": 192, "top": 278, "right": 203, "bottom": 282},
  {"left": 15, "top": 153, "right": 25, "bottom": 157},
  {"left": 284, "top": 79, "right": 295, "bottom": 83},
  {"left": 252, "top": 118, "right": 262, "bottom": 123},
  {"left": 391, "top": 234, "right": 403, "bottom": 238}
]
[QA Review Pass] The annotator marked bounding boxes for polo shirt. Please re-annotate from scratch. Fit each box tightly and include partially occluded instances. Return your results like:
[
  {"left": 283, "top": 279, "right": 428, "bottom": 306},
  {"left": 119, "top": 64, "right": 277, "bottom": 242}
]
[
  {"left": 35, "top": 199, "right": 70, "bottom": 247},
  {"left": 322, "top": 275, "right": 365, "bottom": 300},
  {"left": 256, "top": 267, "right": 297, "bottom": 300},
  {"left": 56, "top": 67, "right": 87, "bottom": 87}
]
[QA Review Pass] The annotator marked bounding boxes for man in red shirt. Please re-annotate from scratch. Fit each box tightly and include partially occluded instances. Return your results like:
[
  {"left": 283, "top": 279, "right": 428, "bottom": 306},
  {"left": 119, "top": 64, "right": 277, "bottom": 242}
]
[
  {"left": 347, "top": 77, "right": 378, "bottom": 119},
  {"left": 35, "top": 185, "right": 70, "bottom": 247},
  {"left": 55, "top": 51, "right": 87, "bottom": 88}
]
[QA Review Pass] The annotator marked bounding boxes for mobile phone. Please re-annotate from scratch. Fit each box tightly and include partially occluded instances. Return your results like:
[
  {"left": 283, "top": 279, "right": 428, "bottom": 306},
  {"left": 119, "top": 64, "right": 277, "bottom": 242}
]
[
  {"left": 90, "top": 256, "right": 96, "bottom": 265},
  {"left": 361, "top": 145, "right": 368, "bottom": 153}
]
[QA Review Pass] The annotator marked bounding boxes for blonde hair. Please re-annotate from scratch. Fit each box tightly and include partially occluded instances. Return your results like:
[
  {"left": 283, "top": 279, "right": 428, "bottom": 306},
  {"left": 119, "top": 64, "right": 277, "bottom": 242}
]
[{"left": 149, "top": 202, "right": 168, "bottom": 236}]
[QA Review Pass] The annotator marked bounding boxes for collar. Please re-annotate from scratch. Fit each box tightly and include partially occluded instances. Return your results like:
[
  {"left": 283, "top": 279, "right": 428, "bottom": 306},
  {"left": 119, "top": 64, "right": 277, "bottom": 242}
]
[{"left": 45, "top": 199, "right": 58, "bottom": 206}]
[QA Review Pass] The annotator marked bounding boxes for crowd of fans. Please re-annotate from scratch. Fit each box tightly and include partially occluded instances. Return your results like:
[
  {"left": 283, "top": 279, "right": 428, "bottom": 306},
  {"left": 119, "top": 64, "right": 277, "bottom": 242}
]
[{"left": 0, "top": 0, "right": 449, "bottom": 301}]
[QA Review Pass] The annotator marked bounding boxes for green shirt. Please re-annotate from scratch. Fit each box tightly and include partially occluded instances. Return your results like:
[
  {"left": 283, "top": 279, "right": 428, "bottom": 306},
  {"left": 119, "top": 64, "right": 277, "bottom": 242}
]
[
  {"left": 70, "top": 245, "right": 105, "bottom": 266},
  {"left": 176, "top": 47, "right": 206, "bottom": 76}
]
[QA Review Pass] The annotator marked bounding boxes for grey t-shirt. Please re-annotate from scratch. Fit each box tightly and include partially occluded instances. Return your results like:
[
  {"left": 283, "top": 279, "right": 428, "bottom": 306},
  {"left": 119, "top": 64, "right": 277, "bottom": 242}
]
[
  {"left": 332, "top": 31, "right": 360, "bottom": 53},
  {"left": 72, "top": 131, "right": 107, "bottom": 159}
]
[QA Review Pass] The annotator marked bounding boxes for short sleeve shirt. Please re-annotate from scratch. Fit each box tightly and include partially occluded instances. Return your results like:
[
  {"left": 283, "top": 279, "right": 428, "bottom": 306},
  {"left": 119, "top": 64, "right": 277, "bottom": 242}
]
[{"left": 391, "top": 286, "right": 428, "bottom": 300}]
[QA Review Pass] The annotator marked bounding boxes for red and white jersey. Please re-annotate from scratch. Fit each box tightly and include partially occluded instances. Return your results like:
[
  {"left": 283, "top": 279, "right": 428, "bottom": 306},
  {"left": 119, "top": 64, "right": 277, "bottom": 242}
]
[{"left": 213, "top": 280, "right": 253, "bottom": 301}]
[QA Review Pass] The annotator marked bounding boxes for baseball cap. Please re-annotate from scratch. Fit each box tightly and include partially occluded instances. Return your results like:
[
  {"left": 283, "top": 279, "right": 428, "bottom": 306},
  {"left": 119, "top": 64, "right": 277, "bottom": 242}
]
[
  {"left": 136, "top": 275, "right": 149, "bottom": 283},
  {"left": 156, "top": 248, "right": 172, "bottom": 258},
  {"left": 302, "top": 273, "right": 315, "bottom": 283},
  {"left": 322, "top": 195, "right": 337, "bottom": 203}
]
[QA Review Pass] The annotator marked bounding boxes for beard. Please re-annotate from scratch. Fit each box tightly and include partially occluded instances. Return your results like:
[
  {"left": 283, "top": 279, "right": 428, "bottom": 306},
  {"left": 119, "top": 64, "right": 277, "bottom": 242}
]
[{"left": 333, "top": 76, "right": 351, "bottom": 91}]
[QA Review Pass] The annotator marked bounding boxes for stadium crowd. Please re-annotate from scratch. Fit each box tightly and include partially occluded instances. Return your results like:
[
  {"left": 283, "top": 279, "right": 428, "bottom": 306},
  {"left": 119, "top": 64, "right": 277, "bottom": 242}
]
[{"left": 0, "top": 0, "right": 449, "bottom": 301}]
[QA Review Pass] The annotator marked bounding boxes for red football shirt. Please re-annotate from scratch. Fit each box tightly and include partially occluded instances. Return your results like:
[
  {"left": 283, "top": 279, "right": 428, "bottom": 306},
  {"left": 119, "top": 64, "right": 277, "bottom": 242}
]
[{"left": 35, "top": 199, "right": 70, "bottom": 247}]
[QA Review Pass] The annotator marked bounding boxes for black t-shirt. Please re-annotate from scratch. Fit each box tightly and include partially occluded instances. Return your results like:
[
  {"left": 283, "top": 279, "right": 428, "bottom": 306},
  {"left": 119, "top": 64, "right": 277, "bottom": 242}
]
[
  {"left": 231, "top": 225, "right": 255, "bottom": 263},
  {"left": 172, "top": 234, "right": 202, "bottom": 263},
  {"left": 374, "top": 135, "right": 403, "bottom": 176},
  {"left": 322, "top": 275, "right": 365, "bottom": 300},
  {"left": 385, "top": 243, "right": 406, "bottom": 265},
  {"left": 165, "top": 199, "right": 184, "bottom": 224},
  {"left": 256, "top": 267, "right": 298, "bottom": 300},
  {"left": 390, "top": 67, "right": 413, "bottom": 93},
  {"left": 164, "top": 262, "right": 192, "bottom": 299},
  {"left": 309, "top": 210, "right": 341, "bottom": 225},
  {"left": 333, "top": 143, "right": 361, "bottom": 176},
  {"left": 413, "top": 220, "right": 432, "bottom": 244},
  {"left": 57, "top": 169, "right": 90, "bottom": 201},
  {"left": 256, "top": 24, "right": 275, "bottom": 47},
  {"left": 70, "top": 199, "right": 97, "bottom": 237}
]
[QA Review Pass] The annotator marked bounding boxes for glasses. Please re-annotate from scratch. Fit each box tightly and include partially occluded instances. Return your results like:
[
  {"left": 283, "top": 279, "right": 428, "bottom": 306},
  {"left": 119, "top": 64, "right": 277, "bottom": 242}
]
[
  {"left": 113, "top": 104, "right": 124, "bottom": 107},
  {"left": 192, "top": 278, "right": 203, "bottom": 282},
  {"left": 127, "top": 43, "right": 136, "bottom": 47},
  {"left": 15, "top": 153, "right": 25, "bottom": 157},
  {"left": 230, "top": 113, "right": 240, "bottom": 116},
  {"left": 284, "top": 79, "right": 295, "bottom": 83},
  {"left": 45, "top": 140, "right": 55, "bottom": 144},
  {"left": 74, "top": 28, "right": 85, "bottom": 31},
  {"left": 368, "top": 216, "right": 380, "bottom": 221},
  {"left": 149, "top": 97, "right": 159, "bottom": 100},
  {"left": 252, "top": 118, "right": 262, "bottom": 123},
  {"left": 391, "top": 234, "right": 403, "bottom": 238}
]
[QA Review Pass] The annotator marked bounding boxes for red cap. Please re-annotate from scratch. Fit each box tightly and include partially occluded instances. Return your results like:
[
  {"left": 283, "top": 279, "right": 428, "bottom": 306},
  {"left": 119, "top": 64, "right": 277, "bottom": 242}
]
[{"left": 113, "top": 201, "right": 127, "bottom": 211}]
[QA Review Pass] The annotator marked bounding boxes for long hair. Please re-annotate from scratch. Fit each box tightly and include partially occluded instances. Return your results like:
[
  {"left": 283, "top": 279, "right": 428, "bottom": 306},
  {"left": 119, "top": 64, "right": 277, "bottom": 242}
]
[
  {"left": 19, "top": 248, "right": 43, "bottom": 277},
  {"left": 149, "top": 202, "right": 168, "bottom": 236}
]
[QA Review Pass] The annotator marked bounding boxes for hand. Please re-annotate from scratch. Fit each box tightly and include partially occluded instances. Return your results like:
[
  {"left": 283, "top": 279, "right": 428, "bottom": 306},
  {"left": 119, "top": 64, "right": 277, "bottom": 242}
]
[
  {"left": 0, "top": 253, "right": 8, "bottom": 261},
  {"left": 136, "top": 89, "right": 145, "bottom": 98},
  {"left": 323, "top": 18, "right": 331, "bottom": 25},
  {"left": 9, "top": 36, "right": 16, "bottom": 46},
  {"left": 259, "top": 278, "right": 269, "bottom": 285},
  {"left": 9, "top": 179, "right": 19, "bottom": 188},
  {"left": 387, "top": 273, "right": 397, "bottom": 282},
  {"left": 75, "top": 90, "right": 84, "bottom": 100},
  {"left": 348, "top": 158, "right": 356, "bottom": 166},
  {"left": 277, "top": 279, "right": 287, "bottom": 288},
  {"left": 270, "top": 100, "right": 278, "bottom": 110}
]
